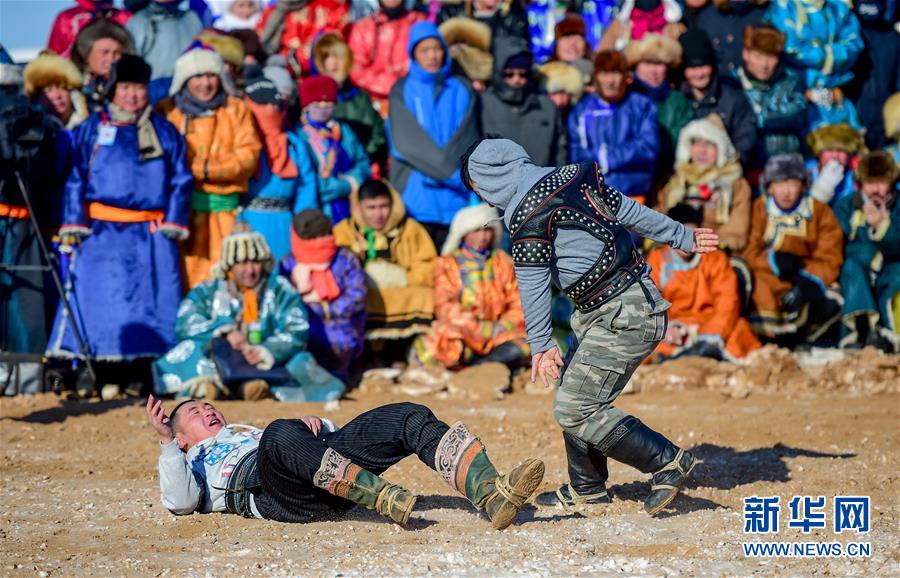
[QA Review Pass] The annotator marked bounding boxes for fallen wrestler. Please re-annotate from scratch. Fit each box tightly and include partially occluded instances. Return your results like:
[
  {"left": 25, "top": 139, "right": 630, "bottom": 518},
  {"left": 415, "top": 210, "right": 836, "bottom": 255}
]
[{"left": 146, "top": 395, "right": 544, "bottom": 529}]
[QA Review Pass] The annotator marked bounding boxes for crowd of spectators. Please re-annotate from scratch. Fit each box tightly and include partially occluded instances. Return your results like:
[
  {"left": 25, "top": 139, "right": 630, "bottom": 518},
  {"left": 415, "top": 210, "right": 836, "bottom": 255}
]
[{"left": 0, "top": 0, "right": 897, "bottom": 400}]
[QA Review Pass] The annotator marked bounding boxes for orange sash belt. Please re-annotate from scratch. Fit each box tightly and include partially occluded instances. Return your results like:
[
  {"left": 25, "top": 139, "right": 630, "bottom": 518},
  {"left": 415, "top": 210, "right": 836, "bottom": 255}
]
[
  {"left": 0, "top": 202, "right": 30, "bottom": 219},
  {"left": 88, "top": 202, "right": 164, "bottom": 227}
]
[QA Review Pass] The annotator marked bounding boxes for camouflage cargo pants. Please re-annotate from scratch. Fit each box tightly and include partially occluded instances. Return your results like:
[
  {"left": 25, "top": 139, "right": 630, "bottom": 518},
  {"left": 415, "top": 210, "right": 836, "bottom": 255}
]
[{"left": 553, "top": 275, "right": 670, "bottom": 448}]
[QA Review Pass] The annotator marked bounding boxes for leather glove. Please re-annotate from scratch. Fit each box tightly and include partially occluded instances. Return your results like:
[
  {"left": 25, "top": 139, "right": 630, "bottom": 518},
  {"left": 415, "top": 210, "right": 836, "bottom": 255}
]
[
  {"left": 772, "top": 251, "right": 803, "bottom": 281},
  {"left": 782, "top": 275, "right": 824, "bottom": 314}
]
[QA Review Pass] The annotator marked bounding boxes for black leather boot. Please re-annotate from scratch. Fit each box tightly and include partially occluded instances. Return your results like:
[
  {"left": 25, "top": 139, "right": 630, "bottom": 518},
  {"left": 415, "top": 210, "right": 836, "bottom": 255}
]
[
  {"left": 535, "top": 432, "right": 612, "bottom": 508},
  {"left": 601, "top": 416, "right": 697, "bottom": 516}
]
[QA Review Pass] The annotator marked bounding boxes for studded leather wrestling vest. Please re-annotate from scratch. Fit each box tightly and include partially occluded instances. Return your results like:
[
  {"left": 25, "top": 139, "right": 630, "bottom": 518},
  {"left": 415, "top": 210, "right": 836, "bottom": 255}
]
[{"left": 508, "top": 162, "right": 645, "bottom": 312}]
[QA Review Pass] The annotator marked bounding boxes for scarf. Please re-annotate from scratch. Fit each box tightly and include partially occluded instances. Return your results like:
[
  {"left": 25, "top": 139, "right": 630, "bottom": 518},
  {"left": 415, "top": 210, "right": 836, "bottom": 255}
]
[
  {"left": 633, "top": 76, "right": 670, "bottom": 103},
  {"left": 290, "top": 232, "right": 341, "bottom": 301},
  {"left": 666, "top": 157, "right": 743, "bottom": 224},
  {"left": 246, "top": 99, "right": 298, "bottom": 179},
  {"left": 108, "top": 102, "right": 164, "bottom": 162},
  {"left": 302, "top": 116, "right": 346, "bottom": 179},
  {"left": 454, "top": 246, "right": 492, "bottom": 311},
  {"left": 174, "top": 87, "right": 227, "bottom": 117},
  {"left": 630, "top": 3, "right": 667, "bottom": 41}
]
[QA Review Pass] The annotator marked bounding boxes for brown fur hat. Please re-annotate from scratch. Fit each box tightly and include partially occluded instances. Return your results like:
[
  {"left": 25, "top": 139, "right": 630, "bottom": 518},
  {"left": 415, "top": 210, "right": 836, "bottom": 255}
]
[
  {"left": 312, "top": 32, "right": 352, "bottom": 84},
  {"left": 555, "top": 15, "right": 586, "bottom": 39},
  {"left": 855, "top": 151, "right": 898, "bottom": 184},
  {"left": 196, "top": 30, "right": 245, "bottom": 70},
  {"left": 439, "top": 17, "right": 493, "bottom": 82},
  {"left": 806, "top": 123, "right": 867, "bottom": 157},
  {"left": 623, "top": 32, "right": 682, "bottom": 68},
  {"left": 594, "top": 49, "right": 629, "bottom": 75},
  {"left": 743, "top": 23, "right": 785, "bottom": 55},
  {"left": 71, "top": 18, "right": 134, "bottom": 73},
  {"left": 24, "top": 51, "right": 83, "bottom": 99},
  {"left": 537, "top": 61, "right": 584, "bottom": 102}
]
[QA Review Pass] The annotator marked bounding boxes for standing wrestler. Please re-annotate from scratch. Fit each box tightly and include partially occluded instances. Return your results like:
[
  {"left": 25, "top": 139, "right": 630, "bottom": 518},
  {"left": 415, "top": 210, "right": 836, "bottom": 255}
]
[{"left": 461, "top": 138, "right": 719, "bottom": 515}]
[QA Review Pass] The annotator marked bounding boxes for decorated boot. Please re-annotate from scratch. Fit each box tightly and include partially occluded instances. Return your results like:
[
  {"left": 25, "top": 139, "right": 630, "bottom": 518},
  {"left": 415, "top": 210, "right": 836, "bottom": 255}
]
[
  {"left": 313, "top": 448, "right": 416, "bottom": 524},
  {"left": 601, "top": 416, "right": 697, "bottom": 516},
  {"left": 435, "top": 422, "right": 545, "bottom": 530},
  {"left": 536, "top": 432, "right": 611, "bottom": 509}
]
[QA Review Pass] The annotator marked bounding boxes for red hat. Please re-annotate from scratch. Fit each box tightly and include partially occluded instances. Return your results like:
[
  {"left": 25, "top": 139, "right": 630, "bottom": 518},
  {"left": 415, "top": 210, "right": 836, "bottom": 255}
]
[{"left": 300, "top": 75, "right": 338, "bottom": 109}]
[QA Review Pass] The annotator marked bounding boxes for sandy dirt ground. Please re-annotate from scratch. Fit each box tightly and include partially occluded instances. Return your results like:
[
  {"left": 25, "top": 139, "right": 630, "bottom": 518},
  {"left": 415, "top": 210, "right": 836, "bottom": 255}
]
[{"left": 1, "top": 347, "right": 898, "bottom": 577}]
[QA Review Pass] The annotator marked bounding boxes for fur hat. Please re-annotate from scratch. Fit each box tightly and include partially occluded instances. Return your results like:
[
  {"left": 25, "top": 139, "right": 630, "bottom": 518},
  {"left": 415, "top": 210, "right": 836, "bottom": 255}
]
[
  {"left": 537, "top": 61, "right": 584, "bottom": 102},
  {"left": 109, "top": 54, "right": 151, "bottom": 94},
  {"left": 441, "top": 203, "right": 502, "bottom": 255},
  {"left": 884, "top": 92, "right": 900, "bottom": 141},
  {"left": 555, "top": 15, "right": 586, "bottom": 39},
  {"left": 71, "top": 18, "right": 134, "bottom": 73},
  {"left": 213, "top": 229, "right": 275, "bottom": 279},
  {"left": 806, "top": 123, "right": 867, "bottom": 157},
  {"left": 594, "top": 50, "right": 629, "bottom": 75},
  {"left": 196, "top": 30, "right": 245, "bottom": 70},
  {"left": 760, "top": 153, "right": 809, "bottom": 193},
  {"left": 312, "top": 33, "right": 352, "bottom": 84},
  {"left": 855, "top": 151, "right": 898, "bottom": 184},
  {"left": 300, "top": 75, "right": 338, "bottom": 109},
  {"left": 169, "top": 43, "right": 227, "bottom": 96},
  {"left": 24, "top": 51, "right": 83, "bottom": 99},
  {"left": 293, "top": 209, "right": 333, "bottom": 239},
  {"left": 743, "top": 23, "right": 785, "bottom": 55},
  {"left": 675, "top": 114, "right": 737, "bottom": 168},
  {"left": 623, "top": 32, "right": 682, "bottom": 68},
  {"left": 439, "top": 17, "right": 493, "bottom": 83}
]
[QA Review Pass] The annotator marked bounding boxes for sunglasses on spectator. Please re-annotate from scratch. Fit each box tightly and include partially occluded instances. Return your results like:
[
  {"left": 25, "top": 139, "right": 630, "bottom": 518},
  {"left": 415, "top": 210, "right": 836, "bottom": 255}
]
[{"left": 503, "top": 70, "right": 529, "bottom": 79}]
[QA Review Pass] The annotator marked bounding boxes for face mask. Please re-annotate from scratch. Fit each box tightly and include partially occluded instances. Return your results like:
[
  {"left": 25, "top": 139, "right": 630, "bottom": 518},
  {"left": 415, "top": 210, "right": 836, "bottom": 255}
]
[{"left": 306, "top": 104, "right": 335, "bottom": 125}]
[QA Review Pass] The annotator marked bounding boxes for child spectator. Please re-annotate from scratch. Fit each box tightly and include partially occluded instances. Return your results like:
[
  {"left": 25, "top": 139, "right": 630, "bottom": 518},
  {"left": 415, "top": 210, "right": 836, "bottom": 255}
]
[
  {"left": 834, "top": 152, "right": 899, "bottom": 352},
  {"left": 741, "top": 153, "right": 844, "bottom": 344},
  {"left": 333, "top": 178, "right": 437, "bottom": 341},
  {"left": 411, "top": 204, "right": 528, "bottom": 370},
  {"left": 806, "top": 123, "right": 867, "bottom": 206},
  {"left": 646, "top": 205, "right": 761, "bottom": 362},
  {"left": 282, "top": 210, "right": 367, "bottom": 379},
  {"left": 209, "top": 0, "right": 264, "bottom": 31},
  {"left": 292, "top": 75, "right": 372, "bottom": 223}
]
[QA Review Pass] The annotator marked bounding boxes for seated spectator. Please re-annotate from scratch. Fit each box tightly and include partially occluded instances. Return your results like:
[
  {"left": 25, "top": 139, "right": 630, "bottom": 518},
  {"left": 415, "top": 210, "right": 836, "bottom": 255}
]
[
  {"left": 646, "top": 205, "right": 761, "bottom": 363},
  {"left": 681, "top": 0, "right": 767, "bottom": 76},
  {"left": 537, "top": 61, "right": 584, "bottom": 122},
  {"left": 127, "top": 0, "right": 203, "bottom": 102},
  {"left": 70, "top": 17, "right": 134, "bottom": 112},
  {"left": 599, "top": 0, "right": 683, "bottom": 53},
  {"left": 47, "top": 0, "right": 131, "bottom": 59},
  {"left": 436, "top": 0, "right": 529, "bottom": 54},
  {"left": 333, "top": 179, "right": 437, "bottom": 340},
  {"left": 733, "top": 23, "right": 807, "bottom": 170},
  {"left": 347, "top": 0, "right": 427, "bottom": 114},
  {"left": 282, "top": 210, "right": 367, "bottom": 378},
  {"left": 154, "top": 229, "right": 346, "bottom": 401},
  {"left": 242, "top": 66, "right": 316, "bottom": 261},
  {"left": 159, "top": 43, "right": 262, "bottom": 287},
  {"left": 657, "top": 115, "right": 752, "bottom": 252},
  {"left": 411, "top": 204, "right": 528, "bottom": 370},
  {"left": 834, "top": 152, "right": 899, "bottom": 352},
  {"left": 292, "top": 75, "right": 372, "bottom": 223},
  {"left": 312, "top": 33, "right": 387, "bottom": 172},
  {"left": 679, "top": 28, "right": 757, "bottom": 166},
  {"left": 209, "top": 0, "right": 264, "bottom": 31},
  {"left": 481, "top": 39, "right": 567, "bottom": 167},
  {"left": 256, "top": 0, "right": 350, "bottom": 74},
  {"left": 49, "top": 56, "right": 191, "bottom": 375},
  {"left": 806, "top": 123, "right": 866, "bottom": 206},
  {"left": 887, "top": 93, "right": 900, "bottom": 164},
  {"left": 387, "top": 21, "right": 479, "bottom": 249},
  {"left": 568, "top": 50, "right": 658, "bottom": 204},
  {"left": 23, "top": 51, "right": 89, "bottom": 130},
  {"left": 439, "top": 17, "right": 495, "bottom": 93},
  {"left": 625, "top": 32, "right": 692, "bottom": 183},
  {"left": 741, "top": 153, "right": 844, "bottom": 344},
  {"left": 764, "top": 0, "right": 863, "bottom": 130}
]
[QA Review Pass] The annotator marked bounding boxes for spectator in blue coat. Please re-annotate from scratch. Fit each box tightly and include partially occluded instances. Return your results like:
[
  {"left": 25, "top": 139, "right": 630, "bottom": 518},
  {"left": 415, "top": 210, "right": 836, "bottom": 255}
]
[
  {"left": 387, "top": 21, "right": 480, "bottom": 250},
  {"left": 568, "top": 49, "right": 659, "bottom": 204}
]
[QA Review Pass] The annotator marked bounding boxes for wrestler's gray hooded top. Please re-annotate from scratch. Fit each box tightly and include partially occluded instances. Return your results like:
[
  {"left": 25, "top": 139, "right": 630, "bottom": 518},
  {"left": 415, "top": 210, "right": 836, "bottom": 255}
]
[{"left": 466, "top": 139, "right": 695, "bottom": 354}]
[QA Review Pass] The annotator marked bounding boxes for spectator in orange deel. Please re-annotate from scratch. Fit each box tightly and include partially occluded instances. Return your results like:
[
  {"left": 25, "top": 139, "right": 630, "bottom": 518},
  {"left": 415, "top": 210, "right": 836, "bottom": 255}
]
[{"left": 646, "top": 204, "right": 761, "bottom": 363}]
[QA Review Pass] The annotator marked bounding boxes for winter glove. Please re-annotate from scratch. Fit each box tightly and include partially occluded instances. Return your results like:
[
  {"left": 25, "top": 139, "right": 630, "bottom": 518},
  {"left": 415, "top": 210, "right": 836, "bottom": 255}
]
[
  {"left": 810, "top": 160, "right": 845, "bottom": 204},
  {"left": 772, "top": 251, "right": 803, "bottom": 281},
  {"left": 781, "top": 274, "right": 824, "bottom": 314},
  {"left": 158, "top": 223, "right": 189, "bottom": 240}
]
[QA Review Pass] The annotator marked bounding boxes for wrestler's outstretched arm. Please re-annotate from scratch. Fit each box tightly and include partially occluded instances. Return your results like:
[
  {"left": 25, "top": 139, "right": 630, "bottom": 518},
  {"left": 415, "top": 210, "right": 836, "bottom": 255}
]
[{"left": 614, "top": 189, "right": 719, "bottom": 253}]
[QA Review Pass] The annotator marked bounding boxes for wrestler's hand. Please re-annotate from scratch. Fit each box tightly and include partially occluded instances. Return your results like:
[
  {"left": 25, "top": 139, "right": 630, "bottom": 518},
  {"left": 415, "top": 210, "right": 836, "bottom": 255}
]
[
  {"left": 242, "top": 345, "right": 264, "bottom": 366},
  {"left": 531, "top": 346, "right": 564, "bottom": 389},
  {"left": 146, "top": 394, "right": 175, "bottom": 444},
  {"left": 227, "top": 330, "right": 248, "bottom": 350},
  {"left": 691, "top": 228, "right": 719, "bottom": 254},
  {"left": 301, "top": 416, "right": 323, "bottom": 437}
]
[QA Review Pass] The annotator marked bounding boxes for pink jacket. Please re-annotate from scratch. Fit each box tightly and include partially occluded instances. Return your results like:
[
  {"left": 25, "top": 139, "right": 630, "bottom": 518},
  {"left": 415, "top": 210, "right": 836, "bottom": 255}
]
[
  {"left": 47, "top": 0, "right": 131, "bottom": 58},
  {"left": 348, "top": 10, "right": 426, "bottom": 101}
]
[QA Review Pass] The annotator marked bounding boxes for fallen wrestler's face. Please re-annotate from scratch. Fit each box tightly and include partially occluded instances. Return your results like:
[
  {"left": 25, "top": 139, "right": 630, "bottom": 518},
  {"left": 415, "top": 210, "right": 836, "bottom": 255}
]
[{"left": 174, "top": 401, "right": 227, "bottom": 450}]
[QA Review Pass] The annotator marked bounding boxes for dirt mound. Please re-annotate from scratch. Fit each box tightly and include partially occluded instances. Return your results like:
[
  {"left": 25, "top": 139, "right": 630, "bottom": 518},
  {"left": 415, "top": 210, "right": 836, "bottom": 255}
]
[{"left": 358, "top": 363, "right": 512, "bottom": 400}]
